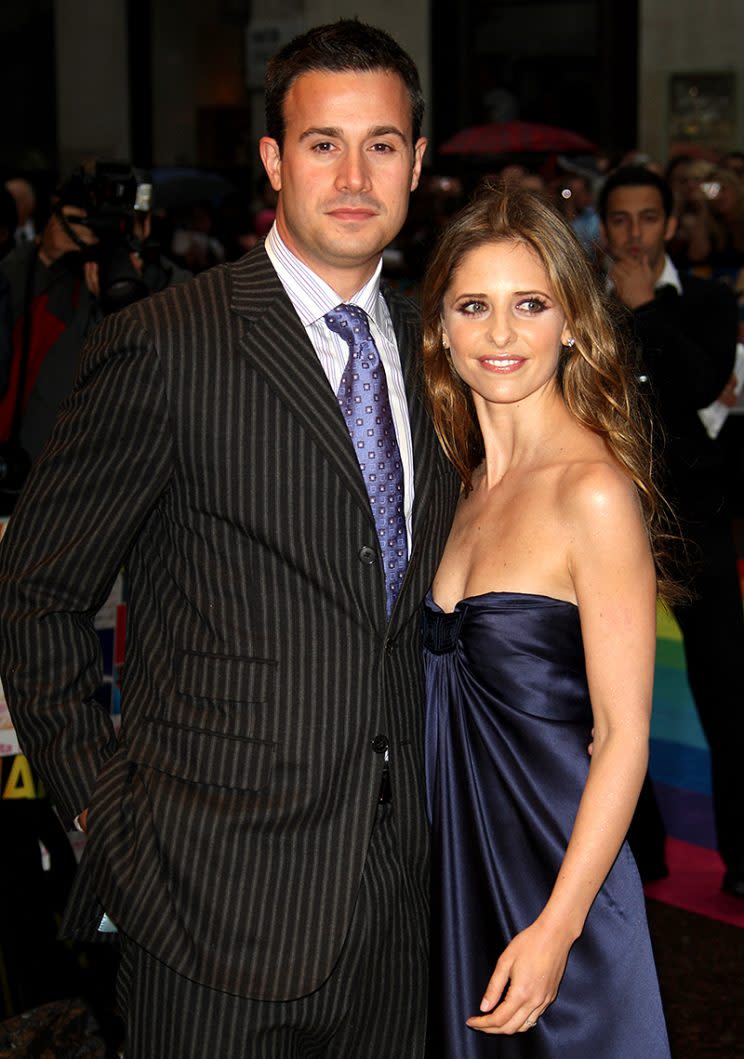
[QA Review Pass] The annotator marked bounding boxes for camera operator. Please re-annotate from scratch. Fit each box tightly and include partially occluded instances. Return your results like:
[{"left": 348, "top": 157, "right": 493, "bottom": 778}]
[{"left": 0, "top": 163, "right": 189, "bottom": 513}]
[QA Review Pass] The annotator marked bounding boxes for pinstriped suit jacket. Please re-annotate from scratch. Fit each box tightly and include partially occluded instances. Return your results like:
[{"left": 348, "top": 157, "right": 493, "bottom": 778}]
[{"left": 0, "top": 244, "right": 459, "bottom": 1001}]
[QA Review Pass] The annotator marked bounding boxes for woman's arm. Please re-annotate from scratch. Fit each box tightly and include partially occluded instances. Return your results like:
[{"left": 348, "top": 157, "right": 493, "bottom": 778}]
[{"left": 467, "top": 462, "right": 657, "bottom": 1036}]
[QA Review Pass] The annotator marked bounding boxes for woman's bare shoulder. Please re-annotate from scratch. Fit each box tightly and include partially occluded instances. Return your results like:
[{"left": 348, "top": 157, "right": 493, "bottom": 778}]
[{"left": 555, "top": 449, "right": 642, "bottom": 537}]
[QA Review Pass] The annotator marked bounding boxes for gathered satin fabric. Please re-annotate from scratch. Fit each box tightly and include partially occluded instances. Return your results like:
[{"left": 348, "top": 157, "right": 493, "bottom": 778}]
[{"left": 423, "top": 592, "right": 671, "bottom": 1057}]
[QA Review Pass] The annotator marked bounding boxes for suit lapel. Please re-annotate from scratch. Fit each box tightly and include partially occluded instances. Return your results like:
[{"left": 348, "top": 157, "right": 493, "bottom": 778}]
[
  {"left": 229, "top": 250, "right": 452, "bottom": 626},
  {"left": 384, "top": 287, "right": 439, "bottom": 552},
  {"left": 384, "top": 287, "right": 453, "bottom": 627},
  {"left": 230, "top": 245, "right": 374, "bottom": 522}
]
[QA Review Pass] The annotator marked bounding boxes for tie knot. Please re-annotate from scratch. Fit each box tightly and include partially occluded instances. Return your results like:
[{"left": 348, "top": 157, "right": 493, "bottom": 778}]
[{"left": 324, "top": 304, "right": 374, "bottom": 347}]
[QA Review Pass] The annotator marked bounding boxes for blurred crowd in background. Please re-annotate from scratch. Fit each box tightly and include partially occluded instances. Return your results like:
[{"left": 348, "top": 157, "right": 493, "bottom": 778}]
[
  {"left": 3, "top": 144, "right": 744, "bottom": 508},
  {"left": 400, "top": 147, "right": 744, "bottom": 317},
  {"left": 3, "top": 143, "right": 744, "bottom": 295},
  {"left": 3, "top": 145, "right": 744, "bottom": 291}
]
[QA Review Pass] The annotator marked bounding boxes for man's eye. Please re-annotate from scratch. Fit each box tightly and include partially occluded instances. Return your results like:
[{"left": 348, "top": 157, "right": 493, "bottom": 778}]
[
  {"left": 312, "top": 142, "right": 335, "bottom": 152},
  {"left": 371, "top": 142, "right": 394, "bottom": 153}
]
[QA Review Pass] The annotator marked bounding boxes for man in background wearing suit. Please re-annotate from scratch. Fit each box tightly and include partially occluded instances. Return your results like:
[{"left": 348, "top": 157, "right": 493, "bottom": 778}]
[
  {"left": 0, "top": 20, "right": 458, "bottom": 1057},
  {"left": 600, "top": 165, "right": 744, "bottom": 900}
]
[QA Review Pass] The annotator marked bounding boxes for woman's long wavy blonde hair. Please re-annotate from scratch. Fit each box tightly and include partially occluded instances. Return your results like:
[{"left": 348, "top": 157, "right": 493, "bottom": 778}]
[{"left": 421, "top": 181, "right": 682, "bottom": 604}]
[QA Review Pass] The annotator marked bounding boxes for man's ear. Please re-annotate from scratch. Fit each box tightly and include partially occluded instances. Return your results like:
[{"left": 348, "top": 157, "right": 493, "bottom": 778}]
[
  {"left": 664, "top": 213, "right": 678, "bottom": 244},
  {"left": 410, "top": 138, "right": 428, "bottom": 192},
  {"left": 259, "top": 138, "right": 283, "bottom": 192}
]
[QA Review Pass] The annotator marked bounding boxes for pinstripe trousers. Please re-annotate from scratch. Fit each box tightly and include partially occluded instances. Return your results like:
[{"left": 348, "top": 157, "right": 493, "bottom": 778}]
[{"left": 117, "top": 804, "right": 428, "bottom": 1058}]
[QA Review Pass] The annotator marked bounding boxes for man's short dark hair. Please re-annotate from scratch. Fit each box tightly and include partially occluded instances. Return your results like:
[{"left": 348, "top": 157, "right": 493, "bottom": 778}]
[
  {"left": 265, "top": 19, "right": 424, "bottom": 148},
  {"left": 598, "top": 166, "right": 674, "bottom": 222}
]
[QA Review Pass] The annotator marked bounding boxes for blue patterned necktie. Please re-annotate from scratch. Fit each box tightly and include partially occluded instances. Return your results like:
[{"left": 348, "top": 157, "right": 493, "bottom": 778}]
[{"left": 324, "top": 303, "right": 408, "bottom": 615}]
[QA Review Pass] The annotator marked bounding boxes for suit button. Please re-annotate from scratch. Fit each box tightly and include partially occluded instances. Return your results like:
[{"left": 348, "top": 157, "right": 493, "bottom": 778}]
[
  {"left": 358, "top": 545, "right": 377, "bottom": 565},
  {"left": 384, "top": 638, "right": 396, "bottom": 654},
  {"left": 372, "top": 734, "right": 389, "bottom": 754}
]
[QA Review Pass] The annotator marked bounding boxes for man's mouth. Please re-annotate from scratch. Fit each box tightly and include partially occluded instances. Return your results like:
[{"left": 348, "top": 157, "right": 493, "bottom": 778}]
[{"left": 326, "top": 207, "right": 378, "bottom": 222}]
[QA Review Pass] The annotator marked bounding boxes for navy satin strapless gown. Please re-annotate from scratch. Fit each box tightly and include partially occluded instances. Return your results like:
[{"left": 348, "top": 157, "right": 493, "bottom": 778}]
[{"left": 423, "top": 592, "right": 670, "bottom": 1058}]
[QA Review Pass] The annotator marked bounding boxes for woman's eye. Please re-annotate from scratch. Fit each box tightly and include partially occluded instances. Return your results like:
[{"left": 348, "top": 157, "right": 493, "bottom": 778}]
[
  {"left": 518, "top": 297, "right": 548, "bottom": 313},
  {"left": 458, "top": 300, "right": 487, "bottom": 315}
]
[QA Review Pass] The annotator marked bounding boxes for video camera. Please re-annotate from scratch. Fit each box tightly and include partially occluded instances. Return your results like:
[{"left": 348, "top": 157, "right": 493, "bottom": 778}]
[{"left": 55, "top": 162, "right": 161, "bottom": 314}]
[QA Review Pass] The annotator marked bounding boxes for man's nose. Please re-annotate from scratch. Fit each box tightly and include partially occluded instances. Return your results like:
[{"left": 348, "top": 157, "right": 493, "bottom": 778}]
[{"left": 335, "top": 149, "right": 371, "bottom": 193}]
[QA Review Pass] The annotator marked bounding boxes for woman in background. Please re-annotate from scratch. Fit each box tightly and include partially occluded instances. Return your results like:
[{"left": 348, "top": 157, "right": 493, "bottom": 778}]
[{"left": 421, "top": 183, "right": 674, "bottom": 1057}]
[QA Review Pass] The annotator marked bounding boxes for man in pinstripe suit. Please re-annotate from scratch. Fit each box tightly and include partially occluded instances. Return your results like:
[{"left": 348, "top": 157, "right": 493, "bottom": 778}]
[{"left": 0, "top": 20, "right": 459, "bottom": 1058}]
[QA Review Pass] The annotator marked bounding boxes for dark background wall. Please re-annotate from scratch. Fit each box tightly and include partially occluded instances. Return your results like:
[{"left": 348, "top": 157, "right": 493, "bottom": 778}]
[{"left": 431, "top": 0, "right": 639, "bottom": 155}]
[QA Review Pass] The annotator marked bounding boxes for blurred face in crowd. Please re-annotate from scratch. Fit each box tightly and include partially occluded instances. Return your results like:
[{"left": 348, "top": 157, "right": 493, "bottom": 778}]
[
  {"left": 601, "top": 185, "right": 676, "bottom": 277},
  {"left": 555, "top": 176, "right": 592, "bottom": 221},
  {"left": 37, "top": 204, "right": 99, "bottom": 269},
  {"left": 722, "top": 155, "right": 744, "bottom": 179},
  {"left": 667, "top": 160, "right": 694, "bottom": 204},
  {"left": 259, "top": 68, "right": 427, "bottom": 299},
  {"left": 5, "top": 178, "right": 35, "bottom": 226},
  {"left": 566, "top": 177, "right": 592, "bottom": 211},
  {"left": 520, "top": 173, "right": 546, "bottom": 194},
  {"left": 706, "top": 172, "right": 744, "bottom": 220}
]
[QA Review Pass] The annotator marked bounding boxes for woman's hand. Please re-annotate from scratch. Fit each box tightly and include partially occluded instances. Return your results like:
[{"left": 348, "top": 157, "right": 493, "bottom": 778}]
[{"left": 465, "top": 917, "right": 575, "bottom": 1035}]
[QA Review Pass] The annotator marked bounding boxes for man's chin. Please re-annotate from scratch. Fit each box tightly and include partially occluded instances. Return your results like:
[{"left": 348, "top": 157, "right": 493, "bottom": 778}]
[{"left": 322, "top": 230, "right": 389, "bottom": 265}]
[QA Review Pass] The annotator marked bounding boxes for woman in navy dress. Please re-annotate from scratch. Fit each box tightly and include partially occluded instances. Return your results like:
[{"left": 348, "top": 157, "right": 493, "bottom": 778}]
[{"left": 419, "top": 184, "right": 675, "bottom": 1056}]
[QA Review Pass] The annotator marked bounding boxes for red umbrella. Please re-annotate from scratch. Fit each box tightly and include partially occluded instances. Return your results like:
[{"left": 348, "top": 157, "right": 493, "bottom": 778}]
[{"left": 439, "top": 121, "right": 597, "bottom": 156}]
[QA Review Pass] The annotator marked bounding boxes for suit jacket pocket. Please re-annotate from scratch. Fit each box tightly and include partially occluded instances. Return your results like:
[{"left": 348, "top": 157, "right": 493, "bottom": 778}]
[
  {"left": 128, "top": 721, "right": 276, "bottom": 791},
  {"left": 177, "top": 650, "right": 278, "bottom": 704},
  {"left": 157, "top": 651, "right": 278, "bottom": 738}
]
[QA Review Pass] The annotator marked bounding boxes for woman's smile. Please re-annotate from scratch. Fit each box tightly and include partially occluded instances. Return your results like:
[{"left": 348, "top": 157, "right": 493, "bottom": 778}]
[{"left": 478, "top": 354, "right": 526, "bottom": 372}]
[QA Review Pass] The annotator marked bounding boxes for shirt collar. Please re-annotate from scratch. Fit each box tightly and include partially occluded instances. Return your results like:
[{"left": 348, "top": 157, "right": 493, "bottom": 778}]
[
  {"left": 655, "top": 254, "right": 683, "bottom": 293},
  {"left": 604, "top": 251, "right": 683, "bottom": 296},
  {"left": 265, "top": 223, "right": 384, "bottom": 328}
]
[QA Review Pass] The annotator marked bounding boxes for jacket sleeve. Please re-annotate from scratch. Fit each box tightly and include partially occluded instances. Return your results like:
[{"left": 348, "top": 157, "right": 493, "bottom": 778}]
[
  {"left": 0, "top": 304, "right": 173, "bottom": 827},
  {"left": 632, "top": 281, "right": 738, "bottom": 414}
]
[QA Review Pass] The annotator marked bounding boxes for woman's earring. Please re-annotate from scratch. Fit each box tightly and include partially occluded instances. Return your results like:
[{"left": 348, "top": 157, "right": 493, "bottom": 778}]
[{"left": 565, "top": 337, "right": 575, "bottom": 349}]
